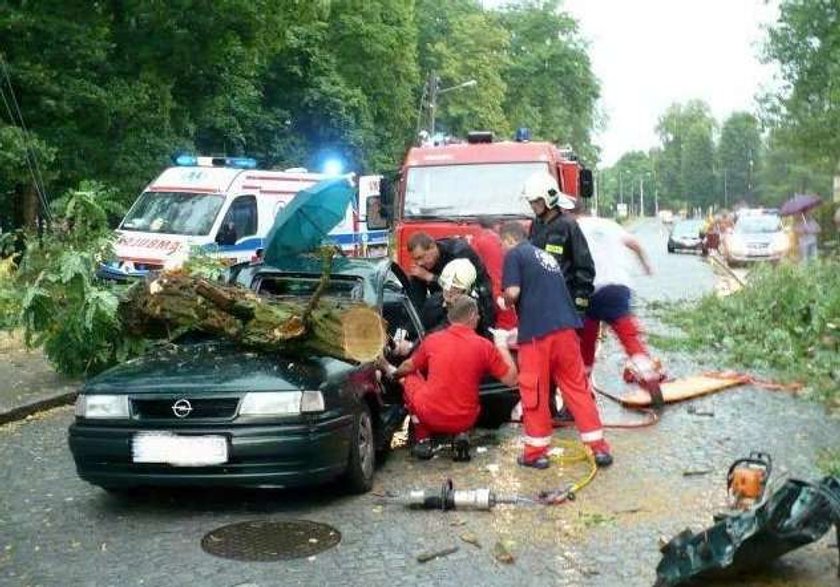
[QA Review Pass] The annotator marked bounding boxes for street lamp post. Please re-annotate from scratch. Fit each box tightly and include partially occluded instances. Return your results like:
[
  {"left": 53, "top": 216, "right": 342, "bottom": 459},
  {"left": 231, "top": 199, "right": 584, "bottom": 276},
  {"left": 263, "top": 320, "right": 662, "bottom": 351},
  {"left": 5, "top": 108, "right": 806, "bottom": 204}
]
[{"left": 427, "top": 71, "right": 477, "bottom": 137}]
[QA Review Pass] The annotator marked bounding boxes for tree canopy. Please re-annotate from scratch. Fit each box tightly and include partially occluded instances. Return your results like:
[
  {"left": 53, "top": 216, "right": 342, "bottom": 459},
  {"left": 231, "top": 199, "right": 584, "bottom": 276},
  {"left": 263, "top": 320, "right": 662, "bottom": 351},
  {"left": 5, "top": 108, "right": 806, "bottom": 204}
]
[{"left": 0, "top": 0, "right": 601, "bottom": 230}]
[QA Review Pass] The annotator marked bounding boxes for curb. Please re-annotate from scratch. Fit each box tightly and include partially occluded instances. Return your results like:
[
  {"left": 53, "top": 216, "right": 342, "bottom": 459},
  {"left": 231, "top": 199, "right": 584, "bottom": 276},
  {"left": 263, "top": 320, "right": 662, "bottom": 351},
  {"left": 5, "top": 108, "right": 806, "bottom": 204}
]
[{"left": 0, "top": 390, "right": 78, "bottom": 426}]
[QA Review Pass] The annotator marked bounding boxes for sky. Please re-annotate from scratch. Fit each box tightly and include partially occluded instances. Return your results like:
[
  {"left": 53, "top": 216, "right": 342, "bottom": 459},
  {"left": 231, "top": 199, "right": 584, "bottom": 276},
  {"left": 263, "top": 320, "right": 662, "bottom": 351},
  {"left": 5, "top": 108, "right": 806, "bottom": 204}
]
[{"left": 484, "top": 0, "right": 782, "bottom": 167}]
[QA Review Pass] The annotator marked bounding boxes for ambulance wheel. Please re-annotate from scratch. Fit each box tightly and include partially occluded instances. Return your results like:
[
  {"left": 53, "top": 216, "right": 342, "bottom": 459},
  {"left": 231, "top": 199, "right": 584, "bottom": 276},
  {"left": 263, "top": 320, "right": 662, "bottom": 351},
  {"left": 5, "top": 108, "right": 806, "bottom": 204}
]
[{"left": 343, "top": 402, "right": 375, "bottom": 494}]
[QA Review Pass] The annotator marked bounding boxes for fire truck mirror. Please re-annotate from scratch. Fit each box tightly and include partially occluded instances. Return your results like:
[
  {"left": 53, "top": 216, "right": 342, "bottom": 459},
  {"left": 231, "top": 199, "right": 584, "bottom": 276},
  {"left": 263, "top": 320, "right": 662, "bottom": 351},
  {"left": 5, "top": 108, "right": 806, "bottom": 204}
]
[
  {"left": 579, "top": 168, "right": 594, "bottom": 199},
  {"left": 366, "top": 196, "right": 389, "bottom": 230}
]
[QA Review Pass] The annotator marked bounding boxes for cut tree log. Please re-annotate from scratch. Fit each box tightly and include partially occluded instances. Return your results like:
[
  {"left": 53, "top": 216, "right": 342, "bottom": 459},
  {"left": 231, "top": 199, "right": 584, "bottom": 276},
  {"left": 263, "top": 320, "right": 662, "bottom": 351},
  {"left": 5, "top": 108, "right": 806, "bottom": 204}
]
[{"left": 119, "top": 271, "right": 385, "bottom": 362}]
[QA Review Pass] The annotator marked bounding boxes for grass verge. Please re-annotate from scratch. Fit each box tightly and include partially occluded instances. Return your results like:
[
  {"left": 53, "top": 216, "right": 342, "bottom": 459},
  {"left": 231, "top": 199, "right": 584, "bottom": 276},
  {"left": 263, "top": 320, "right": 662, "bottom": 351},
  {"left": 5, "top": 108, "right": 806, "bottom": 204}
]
[{"left": 648, "top": 259, "right": 839, "bottom": 407}]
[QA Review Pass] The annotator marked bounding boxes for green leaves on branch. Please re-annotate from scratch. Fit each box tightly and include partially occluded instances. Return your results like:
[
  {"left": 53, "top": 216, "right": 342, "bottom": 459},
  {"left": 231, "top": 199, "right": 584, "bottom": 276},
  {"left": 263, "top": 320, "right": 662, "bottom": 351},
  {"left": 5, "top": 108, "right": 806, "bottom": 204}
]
[
  {"left": 13, "top": 183, "right": 145, "bottom": 376},
  {"left": 654, "top": 260, "right": 840, "bottom": 405}
]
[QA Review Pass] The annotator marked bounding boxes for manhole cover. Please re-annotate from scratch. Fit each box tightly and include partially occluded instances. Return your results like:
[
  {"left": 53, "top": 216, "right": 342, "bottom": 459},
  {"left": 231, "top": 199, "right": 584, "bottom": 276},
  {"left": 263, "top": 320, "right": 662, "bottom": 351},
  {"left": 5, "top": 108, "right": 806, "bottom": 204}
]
[{"left": 201, "top": 519, "right": 341, "bottom": 562}]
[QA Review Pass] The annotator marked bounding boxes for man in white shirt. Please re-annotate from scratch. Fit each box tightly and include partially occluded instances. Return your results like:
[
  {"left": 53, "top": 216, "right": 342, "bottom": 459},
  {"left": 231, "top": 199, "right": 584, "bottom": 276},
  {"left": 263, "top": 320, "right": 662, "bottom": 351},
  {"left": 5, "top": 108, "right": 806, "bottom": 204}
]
[{"left": 574, "top": 205, "right": 666, "bottom": 408}]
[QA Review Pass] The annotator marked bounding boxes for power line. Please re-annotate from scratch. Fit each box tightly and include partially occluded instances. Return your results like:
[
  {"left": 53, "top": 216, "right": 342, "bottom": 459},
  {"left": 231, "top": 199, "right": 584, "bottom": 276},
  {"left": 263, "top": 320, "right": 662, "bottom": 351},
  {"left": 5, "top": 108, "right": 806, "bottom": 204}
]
[{"left": 0, "top": 52, "right": 52, "bottom": 222}]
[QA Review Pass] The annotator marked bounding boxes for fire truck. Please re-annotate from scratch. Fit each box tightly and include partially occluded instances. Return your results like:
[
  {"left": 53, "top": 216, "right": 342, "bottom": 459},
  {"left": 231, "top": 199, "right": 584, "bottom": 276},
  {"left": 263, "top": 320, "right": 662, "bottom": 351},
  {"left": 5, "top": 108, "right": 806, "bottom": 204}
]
[{"left": 366, "top": 131, "right": 593, "bottom": 270}]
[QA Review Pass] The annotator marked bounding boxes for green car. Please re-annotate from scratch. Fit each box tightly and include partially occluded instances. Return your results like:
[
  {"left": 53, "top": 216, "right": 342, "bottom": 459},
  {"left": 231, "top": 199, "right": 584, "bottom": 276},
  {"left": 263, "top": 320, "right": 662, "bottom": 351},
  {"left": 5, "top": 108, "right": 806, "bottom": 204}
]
[{"left": 68, "top": 256, "right": 517, "bottom": 494}]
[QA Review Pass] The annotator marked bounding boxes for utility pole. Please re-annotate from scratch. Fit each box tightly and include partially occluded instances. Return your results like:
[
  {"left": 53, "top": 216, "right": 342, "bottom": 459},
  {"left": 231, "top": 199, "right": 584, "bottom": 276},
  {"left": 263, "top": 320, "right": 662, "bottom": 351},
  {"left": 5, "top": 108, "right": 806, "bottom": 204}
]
[
  {"left": 723, "top": 168, "right": 728, "bottom": 208},
  {"left": 639, "top": 176, "right": 645, "bottom": 217},
  {"left": 429, "top": 71, "right": 439, "bottom": 138}
]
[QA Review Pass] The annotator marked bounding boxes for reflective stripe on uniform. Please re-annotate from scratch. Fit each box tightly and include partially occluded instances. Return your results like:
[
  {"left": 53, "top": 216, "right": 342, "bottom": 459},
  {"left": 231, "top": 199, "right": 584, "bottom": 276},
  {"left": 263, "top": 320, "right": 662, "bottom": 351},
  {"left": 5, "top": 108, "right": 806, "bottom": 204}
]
[
  {"left": 580, "top": 429, "right": 604, "bottom": 443},
  {"left": 545, "top": 243, "right": 564, "bottom": 255},
  {"left": 522, "top": 435, "right": 552, "bottom": 447}
]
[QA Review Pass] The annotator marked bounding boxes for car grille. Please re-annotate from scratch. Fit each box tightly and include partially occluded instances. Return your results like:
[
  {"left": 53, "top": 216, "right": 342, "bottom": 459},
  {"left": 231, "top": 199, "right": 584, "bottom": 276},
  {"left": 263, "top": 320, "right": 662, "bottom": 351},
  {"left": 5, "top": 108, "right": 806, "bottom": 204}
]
[{"left": 132, "top": 397, "right": 240, "bottom": 420}]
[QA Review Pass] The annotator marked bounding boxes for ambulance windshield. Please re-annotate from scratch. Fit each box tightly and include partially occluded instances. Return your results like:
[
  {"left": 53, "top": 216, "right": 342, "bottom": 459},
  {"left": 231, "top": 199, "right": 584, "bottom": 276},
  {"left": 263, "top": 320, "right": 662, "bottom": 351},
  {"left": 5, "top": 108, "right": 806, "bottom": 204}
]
[
  {"left": 121, "top": 191, "right": 225, "bottom": 236},
  {"left": 404, "top": 162, "right": 546, "bottom": 218}
]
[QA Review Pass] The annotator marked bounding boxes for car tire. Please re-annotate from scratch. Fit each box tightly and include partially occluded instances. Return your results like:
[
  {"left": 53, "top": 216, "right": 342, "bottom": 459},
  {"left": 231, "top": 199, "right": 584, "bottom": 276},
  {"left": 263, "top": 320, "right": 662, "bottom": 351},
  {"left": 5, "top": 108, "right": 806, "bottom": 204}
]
[
  {"left": 667, "top": 245, "right": 675, "bottom": 254},
  {"left": 343, "top": 402, "right": 375, "bottom": 494}
]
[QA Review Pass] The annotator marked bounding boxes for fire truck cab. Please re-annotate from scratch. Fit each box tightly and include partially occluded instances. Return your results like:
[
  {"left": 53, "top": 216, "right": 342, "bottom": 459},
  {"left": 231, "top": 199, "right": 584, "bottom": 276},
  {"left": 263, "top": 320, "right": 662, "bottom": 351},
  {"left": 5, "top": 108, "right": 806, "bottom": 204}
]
[{"left": 366, "top": 132, "right": 593, "bottom": 270}]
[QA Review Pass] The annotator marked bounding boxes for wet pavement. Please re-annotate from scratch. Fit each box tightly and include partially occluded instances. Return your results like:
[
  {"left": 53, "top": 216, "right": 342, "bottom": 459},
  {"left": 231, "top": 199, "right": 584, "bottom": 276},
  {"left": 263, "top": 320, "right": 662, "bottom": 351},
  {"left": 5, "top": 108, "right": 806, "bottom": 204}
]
[{"left": 2, "top": 219, "right": 839, "bottom": 586}]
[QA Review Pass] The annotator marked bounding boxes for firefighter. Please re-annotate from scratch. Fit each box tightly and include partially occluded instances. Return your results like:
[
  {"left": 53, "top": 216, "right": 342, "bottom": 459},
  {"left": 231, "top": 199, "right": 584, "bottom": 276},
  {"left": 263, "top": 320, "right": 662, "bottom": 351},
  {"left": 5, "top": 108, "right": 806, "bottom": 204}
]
[
  {"left": 573, "top": 202, "right": 666, "bottom": 408},
  {"left": 522, "top": 171, "right": 595, "bottom": 314},
  {"left": 471, "top": 218, "right": 518, "bottom": 330},
  {"left": 379, "top": 296, "right": 517, "bottom": 461},
  {"left": 419, "top": 258, "right": 492, "bottom": 335},
  {"left": 499, "top": 221, "right": 612, "bottom": 469},
  {"left": 406, "top": 232, "right": 496, "bottom": 331}
]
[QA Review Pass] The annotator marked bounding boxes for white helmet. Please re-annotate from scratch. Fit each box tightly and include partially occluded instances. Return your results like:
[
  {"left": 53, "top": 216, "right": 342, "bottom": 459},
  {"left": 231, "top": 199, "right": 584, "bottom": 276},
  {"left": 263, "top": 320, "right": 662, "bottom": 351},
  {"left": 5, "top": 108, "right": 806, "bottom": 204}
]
[
  {"left": 439, "top": 258, "right": 477, "bottom": 292},
  {"left": 521, "top": 171, "right": 576, "bottom": 210}
]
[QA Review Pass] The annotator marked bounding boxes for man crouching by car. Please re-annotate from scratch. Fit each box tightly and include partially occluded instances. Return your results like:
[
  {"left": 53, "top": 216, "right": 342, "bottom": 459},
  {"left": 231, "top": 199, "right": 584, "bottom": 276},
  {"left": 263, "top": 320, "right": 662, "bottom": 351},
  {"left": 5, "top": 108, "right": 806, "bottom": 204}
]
[{"left": 377, "top": 296, "right": 517, "bottom": 461}]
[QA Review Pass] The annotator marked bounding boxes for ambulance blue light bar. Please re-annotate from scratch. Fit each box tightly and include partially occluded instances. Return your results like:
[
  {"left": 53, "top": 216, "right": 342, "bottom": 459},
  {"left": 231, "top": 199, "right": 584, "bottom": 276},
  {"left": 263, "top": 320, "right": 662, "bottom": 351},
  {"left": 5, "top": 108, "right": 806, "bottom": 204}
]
[
  {"left": 174, "top": 154, "right": 198, "bottom": 166},
  {"left": 173, "top": 153, "right": 258, "bottom": 169}
]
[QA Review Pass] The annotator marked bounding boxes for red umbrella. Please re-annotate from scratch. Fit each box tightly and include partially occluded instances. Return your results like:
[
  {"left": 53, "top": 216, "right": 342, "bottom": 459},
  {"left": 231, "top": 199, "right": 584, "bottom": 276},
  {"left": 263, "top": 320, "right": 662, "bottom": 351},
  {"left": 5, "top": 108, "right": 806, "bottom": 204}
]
[{"left": 779, "top": 193, "right": 822, "bottom": 216}]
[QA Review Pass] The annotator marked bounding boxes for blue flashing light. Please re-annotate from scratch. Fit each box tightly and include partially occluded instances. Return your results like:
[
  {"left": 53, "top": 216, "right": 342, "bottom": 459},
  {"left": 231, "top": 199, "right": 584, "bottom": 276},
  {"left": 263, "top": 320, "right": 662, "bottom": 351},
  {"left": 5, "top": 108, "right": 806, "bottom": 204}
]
[
  {"left": 323, "top": 158, "right": 344, "bottom": 176},
  {"left": 174, "top": 153, "right": 198, "bottom": 166},
  {"left": 515, "top": 127, "right": 531, "bottom": 142},
  {"left": 225, "top": 157, "right": 258, "bottom": 170}
]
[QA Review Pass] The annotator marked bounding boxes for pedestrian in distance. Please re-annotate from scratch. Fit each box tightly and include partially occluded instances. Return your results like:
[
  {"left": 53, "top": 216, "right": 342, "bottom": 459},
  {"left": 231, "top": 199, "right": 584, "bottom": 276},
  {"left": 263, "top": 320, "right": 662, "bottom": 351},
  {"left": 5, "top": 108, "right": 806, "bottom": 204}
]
[
  {"left": 378, "top": 296, "right": 517, "bottom": 462},
  {"left": 406, "top": 232, "right": 496, "bottom": 332},
  {"left": 499, "top": 221, "right": 612, "bottom": 469},
  {"left": 793, "top": 210, "right": 821, "bottom": 261},
  {"left": 573, "top": 202, "right": 666, "bottom": 408}
]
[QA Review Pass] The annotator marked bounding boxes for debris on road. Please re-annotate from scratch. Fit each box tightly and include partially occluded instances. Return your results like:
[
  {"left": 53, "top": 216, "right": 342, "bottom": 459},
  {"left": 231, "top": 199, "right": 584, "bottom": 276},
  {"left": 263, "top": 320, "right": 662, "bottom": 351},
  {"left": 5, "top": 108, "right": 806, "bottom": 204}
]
[
  {"left": 493, "top": 540, "right": 515, "bottom": 565},
  {"left": 416, "top": 545, "right": 459, "bottom": 563},
  {"left": 459, "top": 532, "right": 481, "bottom": 548},
  {"left": 655, "top": 453, "right": 840, "bottom": 587}
]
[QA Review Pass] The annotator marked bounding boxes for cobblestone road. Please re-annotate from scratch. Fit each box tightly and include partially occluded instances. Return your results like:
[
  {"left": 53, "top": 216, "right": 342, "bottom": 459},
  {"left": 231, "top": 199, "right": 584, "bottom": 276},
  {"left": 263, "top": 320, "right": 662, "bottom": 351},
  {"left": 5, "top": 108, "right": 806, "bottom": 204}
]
[{"left": 2, "top": 219, "right": 838, "bottom": 586}]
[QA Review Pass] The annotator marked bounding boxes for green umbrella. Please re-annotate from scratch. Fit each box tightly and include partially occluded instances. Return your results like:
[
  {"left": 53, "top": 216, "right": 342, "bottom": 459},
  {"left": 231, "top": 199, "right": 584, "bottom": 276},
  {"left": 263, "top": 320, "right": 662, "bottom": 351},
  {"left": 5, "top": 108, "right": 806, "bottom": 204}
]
[{"left": 263, "top": 177, "right": 354, "bottom": 265}]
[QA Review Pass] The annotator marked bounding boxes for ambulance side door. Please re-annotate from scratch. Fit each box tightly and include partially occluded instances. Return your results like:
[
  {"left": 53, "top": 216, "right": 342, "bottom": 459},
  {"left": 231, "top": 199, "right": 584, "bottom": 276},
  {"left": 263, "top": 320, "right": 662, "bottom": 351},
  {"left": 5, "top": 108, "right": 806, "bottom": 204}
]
[{"left": 215, "top": 194, "right": 259, "bottom": 248}]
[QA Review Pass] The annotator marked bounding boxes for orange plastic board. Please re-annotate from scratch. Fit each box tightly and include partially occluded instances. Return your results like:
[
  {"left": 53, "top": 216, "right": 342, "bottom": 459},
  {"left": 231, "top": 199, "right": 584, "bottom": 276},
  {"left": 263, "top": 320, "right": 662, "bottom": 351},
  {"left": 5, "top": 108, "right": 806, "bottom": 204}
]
[{"left": 620, "top": 375, "right": 745, "bottom": 407}]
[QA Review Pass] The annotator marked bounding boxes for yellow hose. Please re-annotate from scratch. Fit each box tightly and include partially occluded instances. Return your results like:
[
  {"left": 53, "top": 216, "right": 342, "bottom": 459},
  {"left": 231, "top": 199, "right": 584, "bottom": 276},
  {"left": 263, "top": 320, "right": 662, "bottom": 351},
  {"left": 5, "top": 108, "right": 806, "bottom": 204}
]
[{"left": 548, "top": 439, "right": 598, "bottom": 497}]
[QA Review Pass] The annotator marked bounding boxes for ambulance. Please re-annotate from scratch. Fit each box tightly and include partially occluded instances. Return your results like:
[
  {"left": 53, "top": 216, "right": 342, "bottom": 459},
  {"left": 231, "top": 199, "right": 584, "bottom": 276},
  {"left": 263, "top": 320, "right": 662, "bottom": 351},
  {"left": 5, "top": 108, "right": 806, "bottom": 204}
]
[{"left": 99, "top": 155, "right": 388, "bottom": 279}]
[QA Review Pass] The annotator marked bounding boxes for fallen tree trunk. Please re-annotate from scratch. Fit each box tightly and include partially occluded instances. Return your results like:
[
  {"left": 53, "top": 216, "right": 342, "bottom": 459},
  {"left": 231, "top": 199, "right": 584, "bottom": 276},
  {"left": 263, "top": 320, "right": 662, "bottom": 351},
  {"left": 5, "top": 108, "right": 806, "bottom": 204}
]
[{"left": 119, "top": 272, "right": 385, "bottom": 363}]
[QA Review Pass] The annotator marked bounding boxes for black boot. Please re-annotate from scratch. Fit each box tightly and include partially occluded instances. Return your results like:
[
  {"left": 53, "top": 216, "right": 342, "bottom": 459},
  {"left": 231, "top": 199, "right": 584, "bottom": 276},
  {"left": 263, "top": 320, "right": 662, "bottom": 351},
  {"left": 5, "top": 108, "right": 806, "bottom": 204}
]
[{"left": 452, "top": 433, "right": 471, "bottom": 462}]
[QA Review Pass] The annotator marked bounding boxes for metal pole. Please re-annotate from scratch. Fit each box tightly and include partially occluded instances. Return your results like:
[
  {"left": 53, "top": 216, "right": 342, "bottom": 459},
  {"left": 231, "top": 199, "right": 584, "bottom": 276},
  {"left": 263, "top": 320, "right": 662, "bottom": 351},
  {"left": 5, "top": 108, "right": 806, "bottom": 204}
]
[
  {"left": 639, "top": 176, "right": 645, "bottom": 217},
  {"left": 724, "top": 168, "right": 728, "bottom": 208},
  {"left": 619, "top": 172, "right": 624, "bottom": 205},
  {"left": 429, "top": 71, "right": 438, "bottom": 138}
]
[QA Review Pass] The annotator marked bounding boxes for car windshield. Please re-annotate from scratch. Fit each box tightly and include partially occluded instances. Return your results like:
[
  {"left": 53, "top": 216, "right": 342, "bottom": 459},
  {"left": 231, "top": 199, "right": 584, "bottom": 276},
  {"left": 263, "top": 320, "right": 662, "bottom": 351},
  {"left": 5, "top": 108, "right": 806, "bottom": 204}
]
[
  {"left": 404, "top": 162, "right": 547, "bottom": 217},
  {"left": 673, "top": 220, "right": 702, "bottom": 236},
  {"left": 120, "top": 191, "right": 225, "bottom": 236},
  {"left": 257, "top": 275, "right": 364, "bottom": 302},
  {"left": 735, "top": 215, "right": 781, "bottom": 234}
]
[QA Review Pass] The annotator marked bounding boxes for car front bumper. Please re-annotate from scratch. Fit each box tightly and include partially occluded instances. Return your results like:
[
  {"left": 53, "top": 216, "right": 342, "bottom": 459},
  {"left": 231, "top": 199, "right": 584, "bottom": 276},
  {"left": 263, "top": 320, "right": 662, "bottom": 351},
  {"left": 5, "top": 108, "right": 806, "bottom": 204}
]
[
  {"left": 726, "top": 250, "right": 785, "bottom": 263},
  {"left": 68, "top": 415, "right": 353, "bottom": 489}
]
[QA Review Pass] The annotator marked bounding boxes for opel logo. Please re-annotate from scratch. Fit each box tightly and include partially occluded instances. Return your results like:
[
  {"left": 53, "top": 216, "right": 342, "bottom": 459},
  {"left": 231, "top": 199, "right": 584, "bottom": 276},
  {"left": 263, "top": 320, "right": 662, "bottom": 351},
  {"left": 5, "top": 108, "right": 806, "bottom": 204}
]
[{"left": 172, "top": 399, "right": 193, "bottom": 419}]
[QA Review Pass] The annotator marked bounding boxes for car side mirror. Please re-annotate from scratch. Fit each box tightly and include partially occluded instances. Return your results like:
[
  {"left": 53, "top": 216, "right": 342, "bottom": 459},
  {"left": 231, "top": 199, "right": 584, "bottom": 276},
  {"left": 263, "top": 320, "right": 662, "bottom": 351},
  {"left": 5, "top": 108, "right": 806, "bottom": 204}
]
[
  {"left": 579, "top": 168, "right": 594, "bottom": 199},
  {"left": 366, "top": 195, "right": 389, "bottom": 230}
]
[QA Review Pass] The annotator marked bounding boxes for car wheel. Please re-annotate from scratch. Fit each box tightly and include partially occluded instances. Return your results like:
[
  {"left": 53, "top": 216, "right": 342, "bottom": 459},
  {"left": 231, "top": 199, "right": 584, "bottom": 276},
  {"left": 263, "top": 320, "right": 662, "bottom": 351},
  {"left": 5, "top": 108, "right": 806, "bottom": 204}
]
[
  {"left": 667, "top": 245, "right": 675, "bottom": 253},
  {"left": 343, "top": 402, "right": 375, "bottom": 494}
]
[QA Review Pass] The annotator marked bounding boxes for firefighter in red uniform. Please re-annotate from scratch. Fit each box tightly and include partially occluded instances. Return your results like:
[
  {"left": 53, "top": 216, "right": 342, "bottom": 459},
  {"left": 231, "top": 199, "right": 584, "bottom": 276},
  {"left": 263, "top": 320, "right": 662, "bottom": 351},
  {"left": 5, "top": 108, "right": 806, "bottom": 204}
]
[
  {"left": 379, "top": 296, "right": 517, "bottom": 461},
  {"left": 471, "top": 218, "right": 518, "bottom": 330},
  {"left": 499, "top": 221, "right": 612, "bottom": 469}
]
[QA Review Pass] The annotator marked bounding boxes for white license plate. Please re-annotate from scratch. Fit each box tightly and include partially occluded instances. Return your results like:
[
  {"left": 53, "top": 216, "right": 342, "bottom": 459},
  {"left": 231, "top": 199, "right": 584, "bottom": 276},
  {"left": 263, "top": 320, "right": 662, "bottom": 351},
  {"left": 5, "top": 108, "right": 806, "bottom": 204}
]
[{"left": 132, "top": 432, "right": 228, "bottom": 466}]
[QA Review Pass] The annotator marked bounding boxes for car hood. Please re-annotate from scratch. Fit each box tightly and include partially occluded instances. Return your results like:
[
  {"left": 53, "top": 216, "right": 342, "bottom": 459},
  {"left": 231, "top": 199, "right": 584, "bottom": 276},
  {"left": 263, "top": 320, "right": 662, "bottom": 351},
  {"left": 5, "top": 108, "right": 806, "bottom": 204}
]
[{"left": 83, "top": 342, "right": 356, "bottom": 394}]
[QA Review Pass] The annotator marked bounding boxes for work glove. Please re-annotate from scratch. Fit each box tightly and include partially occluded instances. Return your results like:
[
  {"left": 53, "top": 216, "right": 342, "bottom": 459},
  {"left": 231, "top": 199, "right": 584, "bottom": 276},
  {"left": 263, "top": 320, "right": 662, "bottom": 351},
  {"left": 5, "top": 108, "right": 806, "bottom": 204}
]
[
  {"left": 574, "top": 296, "right": 589, "bottom": 316},
  {"left": 489, "top": 328, "right": 509, "bottom": 349}
]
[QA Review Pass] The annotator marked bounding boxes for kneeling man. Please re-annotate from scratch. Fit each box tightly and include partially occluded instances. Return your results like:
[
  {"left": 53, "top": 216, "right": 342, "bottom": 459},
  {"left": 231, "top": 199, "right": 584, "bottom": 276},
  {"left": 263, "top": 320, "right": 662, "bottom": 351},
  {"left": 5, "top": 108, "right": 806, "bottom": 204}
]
[{"left": 380, "top": 296, "right": 517, "bottom": 460}]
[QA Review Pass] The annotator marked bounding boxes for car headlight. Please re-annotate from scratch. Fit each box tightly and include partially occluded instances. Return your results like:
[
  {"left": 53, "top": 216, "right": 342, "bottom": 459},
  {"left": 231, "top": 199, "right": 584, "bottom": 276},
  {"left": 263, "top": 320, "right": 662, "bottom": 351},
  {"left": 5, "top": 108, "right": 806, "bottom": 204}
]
[
  {"left": 239, "top": 391, "right": 325, "bottom": 416},
  {"left": 75, "top": 394, "right": 130, "bottom": 419}
]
